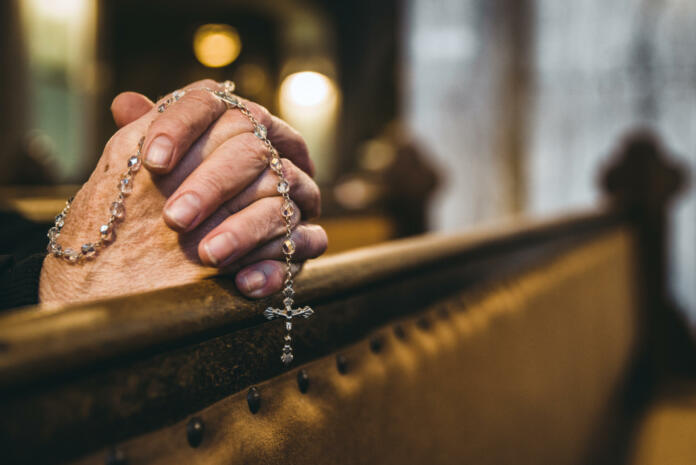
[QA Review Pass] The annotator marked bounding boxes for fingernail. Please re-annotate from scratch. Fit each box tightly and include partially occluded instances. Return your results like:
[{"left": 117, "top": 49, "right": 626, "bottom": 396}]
[
  {"left": 239, "top": 270, "right": 267, "bottom": 293},
  {"left": 165, "top": 193, "right": 200, "bottom": 230},
  {"left": 203, "top": 232, "right": 237, "bottom": 266},
  {"left": 146, "top": 135, "right": 173, "bottom": 168}
]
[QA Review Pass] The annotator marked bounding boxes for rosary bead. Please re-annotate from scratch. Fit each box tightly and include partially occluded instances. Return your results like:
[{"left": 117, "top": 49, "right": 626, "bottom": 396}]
[
  {"left": 281, "top": 345, "right": 294, "bottom": 365},
  {"left": 55, "top": 214, "right": 65, "bottom": 229},
  {"left": 110, "top": 201, "right": 125, "bottom": 219},
  {"left": 254, "top": 124, "right": 267, "bottom": 139},
  {"left": 64, "top": 248, "right": 80, "bottom": 263},
  {"left": 282, "top": 239, "right": 296, "bottom": 255},
  {"left": 277, "top": 180, "right": 290, "bottom": 194},
  {"left": 99, "top": 224, "right": 112, "bottom": 240},
  {"left": 173, "top": 89, "right": 184, "bottom": 101},
  {"left": 157, "top": 103, "right": 166, "bottom": 113},
  {"left": 281, "top": 202, "right": 294, "bottom": 218},
  {"left": 270, "top": 157, "right": 282, "bottom": 173},
  {"left": 81, "top": 243, "right": 96, "bottom": 258},
  {"left": 48, "top": 242, "right": 62, "bottom": 256},
  {"left": 119, "top": 176, "right": 133, "bottom": 194},
  {"left": 47, "top": 227, "right": 60, "bottom": 240},
  {"left": 127, "top": 155, "right": 141, "bottom": 172}
]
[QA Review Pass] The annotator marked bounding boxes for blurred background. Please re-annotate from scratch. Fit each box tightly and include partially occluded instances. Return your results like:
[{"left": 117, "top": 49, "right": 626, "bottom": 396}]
[{"left": 0, "top": 0, "right": 694, "bottom": 324}]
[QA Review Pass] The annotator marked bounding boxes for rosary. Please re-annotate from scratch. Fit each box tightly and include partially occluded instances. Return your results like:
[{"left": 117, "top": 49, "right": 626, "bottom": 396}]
[{"left": 47, "top": 81, "right": 312, "bottom": 366}]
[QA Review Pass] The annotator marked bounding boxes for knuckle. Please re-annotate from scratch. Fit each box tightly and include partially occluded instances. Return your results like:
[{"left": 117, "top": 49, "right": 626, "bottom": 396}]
[
  {"left": 246, "top": 101, "right": 272, "bottom": 128},
  {"left": 152, "top": 114, "right": 192, "bottom": 141},
  {"left": 293, "top": 136, "right": 310, "bottom": 161},
  {"left": 297, "top": 225, "right": 328, "bottom": 257},
  {"left": 289, "top": 200, "right": 302, "bottom": 226},
  {"left": 188, "top": 78, "right": 218, "bottom": 90},
  {"left": 237, "top": 133, "right": 269, "bottom": 169},
  {"left": 258, "top": 200, "right": 283, "bottom": 238},
  {"left": 199, "top": 79, "right": 219, "bottom": 89},
  {"left": 306, "top": 181, "right": 322, "bottom": 218},
  {"left": 186, "top": 88, "right": 217, "bottom": 108},
  {"left": 192, "top": 171, "right": 227, "bottom": 206},
  {"left": 220, "top": 109, "right": 254, "bottom": 132},
  {"left": 280, "top": 158, "right": 299, "bottom": 188}
]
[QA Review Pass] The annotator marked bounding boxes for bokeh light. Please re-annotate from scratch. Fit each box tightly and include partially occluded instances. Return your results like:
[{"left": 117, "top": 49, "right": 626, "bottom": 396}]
[
  {"left": 193, "top": 24, "right": 241, "bottom": 68},
  {"left": 279, "top": 71, "right": 336, "bottom": 108}
]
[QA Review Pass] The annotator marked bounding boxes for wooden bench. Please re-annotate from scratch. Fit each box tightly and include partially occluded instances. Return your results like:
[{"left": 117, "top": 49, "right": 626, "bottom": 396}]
[{"left": 1, "top": 132, "right": 694, "bottom": 465}]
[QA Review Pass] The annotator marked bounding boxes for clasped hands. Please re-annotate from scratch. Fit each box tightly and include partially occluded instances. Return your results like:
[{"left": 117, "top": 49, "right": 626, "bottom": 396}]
[{"left": 39, "top": 80, "right": 327, "bottom": 305}]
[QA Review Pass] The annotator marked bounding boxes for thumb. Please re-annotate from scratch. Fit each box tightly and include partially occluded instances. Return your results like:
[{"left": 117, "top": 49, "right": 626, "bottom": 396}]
[{"left": 111, "top": 92, "right": 154, "bottom": 128}]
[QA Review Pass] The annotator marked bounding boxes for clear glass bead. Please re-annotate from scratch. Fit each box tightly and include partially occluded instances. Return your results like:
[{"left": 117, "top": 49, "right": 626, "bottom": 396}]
[
  {"left": 173, "top": 89, "right": 184, "bottom": 101},
  {"left": 64, "top": 248, "right": 79, "bottom": 263},
  {"left": 110, "top": 201, "right": 125, "bottom": 219},
  {"left": 281, "top": 202, "right": 294, "bottom": 219},
  {"left": 128, "top": 155, "right": 141, "bottom": 172},
  {"left": 282, "top": 239, "right": 296, "bottom": 255},
  {"left": 280, "top": 350, "right": 294, "bottom": 365},
  {"left": 81, "top": 243, "right": 96, "bottom": 258},
  {"left": 283, "top": 286, "right": 295, "bottom": 297},
  {"left": 119, "top": 176, "right": 133, "bottom": 194},
  {"left": 47, "top": 227, "right": 60, "bottom": 240},
  {"left": 222, "top": 94, "right": 239, "bottom": 107},
  {"left": 55, "top": 214, "right": 65, "bottom": 229},
  {"left": 48, "top": 242, "right": 62, "bottom": 256},
  {"left": 254, "top": 124, "right": 267, "bottom": 139},
  {"left": 100, "top": 224, "right": 112, "bottom": 240},
  {"left": 270, "top": 157, "right": 282, "bottom": 172},
  {"left": 277, "top": 180, "right": 290, "bottom": 194},
  {"left": 157, "top": 103, "right": 166, "bottom": 113}
]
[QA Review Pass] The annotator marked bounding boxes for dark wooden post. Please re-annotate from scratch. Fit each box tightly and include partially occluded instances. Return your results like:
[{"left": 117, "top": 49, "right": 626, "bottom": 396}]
[{"left": 602, "top": 130, "right": 695, "bottom": 378}]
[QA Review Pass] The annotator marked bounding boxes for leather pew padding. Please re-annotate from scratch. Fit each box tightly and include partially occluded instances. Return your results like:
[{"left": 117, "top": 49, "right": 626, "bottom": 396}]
[{"left": 72, "top": 230, "right": 639, "bottom": 465}]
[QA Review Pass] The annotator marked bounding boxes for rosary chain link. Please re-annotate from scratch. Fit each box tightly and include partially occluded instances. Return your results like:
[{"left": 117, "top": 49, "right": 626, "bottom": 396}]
[{"left": 47, "top": 138, "right": 145, "bottom": 262}]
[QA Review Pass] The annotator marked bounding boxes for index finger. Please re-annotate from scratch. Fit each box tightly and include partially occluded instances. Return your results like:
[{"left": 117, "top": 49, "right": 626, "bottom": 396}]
[
  {"left": 142, "top": 79, "right": 226, "bottom": 173},
  {"left": 239, "top": 99, "right": 315, "bottom": 177}
]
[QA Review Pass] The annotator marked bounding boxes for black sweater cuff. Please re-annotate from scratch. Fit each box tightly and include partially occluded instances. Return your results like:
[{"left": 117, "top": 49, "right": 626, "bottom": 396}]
[{"left": 0, "top": 253, "right": 46, "bottom": 311}]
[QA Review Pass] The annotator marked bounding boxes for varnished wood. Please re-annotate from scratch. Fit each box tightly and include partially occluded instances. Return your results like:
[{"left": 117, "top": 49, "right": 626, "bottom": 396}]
[
  {"left": 0, "top": 207, "right": 617, "bottom": 391},
  {"left": 0, "top": 207, "right": 622, "bottom": 465}
]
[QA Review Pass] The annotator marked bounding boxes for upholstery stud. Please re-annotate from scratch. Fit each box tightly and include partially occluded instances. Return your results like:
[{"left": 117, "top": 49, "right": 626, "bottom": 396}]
[
  {"left": 186, "top": 417, "right": 205, "bottom": 448},
  {"left": 336, "top": 354, "right": 348, "bottom": 374},
  {"left": 369, "top": 335, "right": 384, "bottom": 353},
  {"left": 297, "top": 369, "right": 310, "bottom": 393},
  {"left": 247, "top": 387, "right": 261, "bottom": 414},
  {"left": 393, "top": 324, "right": 406, "bottom": 339},
  {"left": 105, "top": 447, "right": 127, "bottom": 465}
]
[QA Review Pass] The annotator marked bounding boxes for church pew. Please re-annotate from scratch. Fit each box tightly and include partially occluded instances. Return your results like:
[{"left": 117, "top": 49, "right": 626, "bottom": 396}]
[{"left": 0, "top": 132, "right": 693, "bottom": 465}]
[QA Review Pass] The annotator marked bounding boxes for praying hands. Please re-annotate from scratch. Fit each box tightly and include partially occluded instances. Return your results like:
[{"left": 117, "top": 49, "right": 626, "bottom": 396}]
[{"left": 39, "top": 80, "right": 327, "bottom": 305}]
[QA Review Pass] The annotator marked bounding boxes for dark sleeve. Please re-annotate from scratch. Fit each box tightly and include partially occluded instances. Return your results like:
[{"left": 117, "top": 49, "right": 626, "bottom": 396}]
[{"left": 0, "top": 253, "right": 46, "bottom": 310}]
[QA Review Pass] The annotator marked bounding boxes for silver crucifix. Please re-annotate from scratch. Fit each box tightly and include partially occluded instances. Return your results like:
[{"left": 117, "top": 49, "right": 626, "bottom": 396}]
[{"left": 264, "top": 297, "right": 314, "bottom": 365}]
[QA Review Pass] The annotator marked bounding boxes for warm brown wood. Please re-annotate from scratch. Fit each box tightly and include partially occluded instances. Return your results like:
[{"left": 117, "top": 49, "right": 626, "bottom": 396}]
[
  {"left": 0, "top": 207, "right": 622, "bottom": 465},
  {"left": 0, "top": 208, "right": 617, "bottom": 391}
]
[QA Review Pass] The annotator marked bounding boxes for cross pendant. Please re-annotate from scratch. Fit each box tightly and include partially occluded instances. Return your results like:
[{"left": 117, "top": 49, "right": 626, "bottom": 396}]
[{"left": 264, "top": 298, "right": 314, "bottom": 365}]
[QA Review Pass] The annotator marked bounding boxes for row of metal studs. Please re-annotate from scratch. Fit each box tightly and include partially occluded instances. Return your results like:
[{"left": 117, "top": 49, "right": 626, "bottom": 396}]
[{"left": 103, "top": 309, "right": 451, "bottom": 463}]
